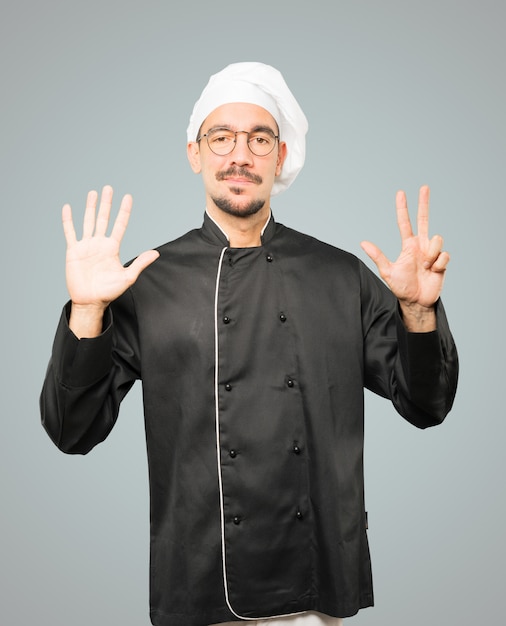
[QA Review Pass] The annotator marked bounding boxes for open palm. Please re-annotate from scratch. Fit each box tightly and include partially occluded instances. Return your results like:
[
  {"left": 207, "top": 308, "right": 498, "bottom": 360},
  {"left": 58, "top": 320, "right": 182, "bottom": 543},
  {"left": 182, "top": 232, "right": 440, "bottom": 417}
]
[
  {"left": 361, "top": 186, "right": 449, "bottom": 309},
  {"left": 63, "top": 186, "right": 159, "bottom": 309}
]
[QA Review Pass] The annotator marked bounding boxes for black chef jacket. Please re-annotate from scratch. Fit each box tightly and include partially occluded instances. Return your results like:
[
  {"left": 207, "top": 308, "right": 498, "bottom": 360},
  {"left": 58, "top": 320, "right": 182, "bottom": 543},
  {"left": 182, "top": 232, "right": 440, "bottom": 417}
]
[{"left": 40, "top": 213, "right": 458, "bottom": 626}]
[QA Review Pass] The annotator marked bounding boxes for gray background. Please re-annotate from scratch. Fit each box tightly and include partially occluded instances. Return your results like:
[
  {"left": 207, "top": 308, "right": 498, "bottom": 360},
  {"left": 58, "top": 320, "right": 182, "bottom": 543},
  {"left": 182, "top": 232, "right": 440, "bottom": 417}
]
[{"left": 1, "top": 0, "right": 504, "bottom": 624}]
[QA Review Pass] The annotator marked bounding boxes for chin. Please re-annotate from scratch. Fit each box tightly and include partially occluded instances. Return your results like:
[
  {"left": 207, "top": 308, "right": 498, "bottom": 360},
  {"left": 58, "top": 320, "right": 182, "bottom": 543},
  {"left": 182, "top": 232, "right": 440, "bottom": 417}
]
[{"left": 212, "top": 194, "right": 266, "bottom": 218}]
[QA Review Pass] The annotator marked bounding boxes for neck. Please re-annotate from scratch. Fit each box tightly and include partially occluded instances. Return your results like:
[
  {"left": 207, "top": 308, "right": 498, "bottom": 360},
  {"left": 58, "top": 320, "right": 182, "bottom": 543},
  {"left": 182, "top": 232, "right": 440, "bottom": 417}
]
[{"left": 206, "top": 204, "right": 271, "bottom": 248}]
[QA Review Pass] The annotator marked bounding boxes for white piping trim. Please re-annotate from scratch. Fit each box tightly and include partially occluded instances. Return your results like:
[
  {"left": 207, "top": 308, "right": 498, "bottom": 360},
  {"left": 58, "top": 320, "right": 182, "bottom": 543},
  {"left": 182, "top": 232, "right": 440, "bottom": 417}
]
[
  {"left": 260, "top": 210, "right": 272, "bottom": 237},
  {"left": 213, "top": 246, "right": 305, "bottom": 622},
  {"left": 206, "top": 208, "right": 230, "bottom": 242}
]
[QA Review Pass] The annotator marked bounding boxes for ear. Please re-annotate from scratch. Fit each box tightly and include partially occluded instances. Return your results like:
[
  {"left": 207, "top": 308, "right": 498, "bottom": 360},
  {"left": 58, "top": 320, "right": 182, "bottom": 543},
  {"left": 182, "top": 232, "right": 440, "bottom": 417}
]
[
  {"left": 187, "top": 142, "right": 202, "bottom": 174},
  {"left": 275, "top": 141, "right": 288, "bottom": 176}
]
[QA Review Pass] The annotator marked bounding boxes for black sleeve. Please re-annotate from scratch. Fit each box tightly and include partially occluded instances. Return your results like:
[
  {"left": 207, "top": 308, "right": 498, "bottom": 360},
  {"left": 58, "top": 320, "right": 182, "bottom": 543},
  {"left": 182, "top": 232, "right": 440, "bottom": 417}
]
[
  {"left": 40, "top": 290, "right": 140, "bottom": 454},
  {"left": 360, "top": 262, "right": 459, "bottom": 428}
]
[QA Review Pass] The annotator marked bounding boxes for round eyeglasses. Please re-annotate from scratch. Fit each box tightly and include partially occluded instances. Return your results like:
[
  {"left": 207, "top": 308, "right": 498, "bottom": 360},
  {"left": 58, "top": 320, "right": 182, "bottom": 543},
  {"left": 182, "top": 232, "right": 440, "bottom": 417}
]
[{"left": 197, "top": 128, "right": 279, "bottom": 157}]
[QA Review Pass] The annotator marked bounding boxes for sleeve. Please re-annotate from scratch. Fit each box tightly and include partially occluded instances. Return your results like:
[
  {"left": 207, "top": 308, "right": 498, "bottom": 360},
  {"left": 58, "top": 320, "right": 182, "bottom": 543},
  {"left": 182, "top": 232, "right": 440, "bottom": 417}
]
[
  {"left": 40, "top": 290, "right": 141, "bottom": 454},
  {"left": 360, "top": 261, "right": 459, "bottom": 429}
]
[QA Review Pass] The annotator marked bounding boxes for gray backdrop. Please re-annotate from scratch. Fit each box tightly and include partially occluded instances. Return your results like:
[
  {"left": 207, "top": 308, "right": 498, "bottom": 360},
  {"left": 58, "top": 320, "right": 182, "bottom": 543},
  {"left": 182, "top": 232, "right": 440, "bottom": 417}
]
[{"left": 1, "top": 0, "right": 504, "bottom": 624}]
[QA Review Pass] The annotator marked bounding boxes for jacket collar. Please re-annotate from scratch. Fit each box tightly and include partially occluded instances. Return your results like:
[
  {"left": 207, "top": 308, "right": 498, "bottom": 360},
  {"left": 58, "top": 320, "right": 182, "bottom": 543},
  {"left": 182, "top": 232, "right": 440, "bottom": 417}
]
[{"left": 200, "top": 210, "right": 276, "bottom": 247}]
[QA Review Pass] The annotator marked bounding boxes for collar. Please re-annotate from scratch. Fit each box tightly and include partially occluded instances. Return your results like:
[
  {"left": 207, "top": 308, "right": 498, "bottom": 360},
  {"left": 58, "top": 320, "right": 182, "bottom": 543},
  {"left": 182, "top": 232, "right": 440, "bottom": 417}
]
[{"left": 200, "top": 209, "right": 276, "bottom": 247}]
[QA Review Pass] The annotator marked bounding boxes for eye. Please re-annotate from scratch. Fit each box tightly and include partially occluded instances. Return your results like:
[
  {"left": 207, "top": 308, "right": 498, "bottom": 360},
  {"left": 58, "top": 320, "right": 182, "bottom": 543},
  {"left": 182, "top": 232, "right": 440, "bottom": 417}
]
[
  {"left": 249, "top": 133, "right": 272, "bottom": 146},
  {"left": 208, "top": 130, "right": 235, "bottom": 146}
]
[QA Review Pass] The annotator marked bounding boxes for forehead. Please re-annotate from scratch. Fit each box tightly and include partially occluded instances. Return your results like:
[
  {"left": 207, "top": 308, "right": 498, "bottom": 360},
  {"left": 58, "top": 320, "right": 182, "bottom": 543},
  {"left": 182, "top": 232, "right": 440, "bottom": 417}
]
[{"left": 202, "top": 102, "right": 278, "bottom": 132}]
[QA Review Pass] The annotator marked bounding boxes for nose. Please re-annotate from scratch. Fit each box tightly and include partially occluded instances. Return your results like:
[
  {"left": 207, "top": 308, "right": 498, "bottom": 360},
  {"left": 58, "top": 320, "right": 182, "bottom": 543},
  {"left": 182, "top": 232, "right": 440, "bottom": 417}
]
[{"left": 230, "top": 131, "right": 253, "bottom": 165}]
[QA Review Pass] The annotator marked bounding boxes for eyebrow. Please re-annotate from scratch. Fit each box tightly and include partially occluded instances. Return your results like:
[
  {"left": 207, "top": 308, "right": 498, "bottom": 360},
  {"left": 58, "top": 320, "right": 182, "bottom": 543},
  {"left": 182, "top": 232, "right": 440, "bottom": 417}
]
[{"left": 206, "top": 124, "right": 278, "bottom": 136}]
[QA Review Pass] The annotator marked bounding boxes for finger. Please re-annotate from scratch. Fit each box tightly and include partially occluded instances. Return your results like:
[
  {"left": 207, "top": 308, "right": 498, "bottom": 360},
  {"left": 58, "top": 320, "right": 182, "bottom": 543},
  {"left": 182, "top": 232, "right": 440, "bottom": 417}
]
[
  {"left": 82, "top": 189, "right": 98, "bottom": 238},
  {"left": 423, "top": 234, "right": 444, "bottom": 268},
  {"left": 95, "top": 185, "right": 114, "bottom": 237},
  {"left": 110, "top": 193, "right": 133, "bottom": 243},
  {"left": 62, "top": 203, "right": 77, "bottom": 246},
  {"left": 360, "top": 240, "right": 391, "bottom": 279},
  {"left": 417, "top": 185, "right": 430, "bottom": 241},
  {"left": 395, "top": 190, "right": 414, "bottom": 243},
  {"left": 429, "top": 250, "right": 450, "bottom": 273}
]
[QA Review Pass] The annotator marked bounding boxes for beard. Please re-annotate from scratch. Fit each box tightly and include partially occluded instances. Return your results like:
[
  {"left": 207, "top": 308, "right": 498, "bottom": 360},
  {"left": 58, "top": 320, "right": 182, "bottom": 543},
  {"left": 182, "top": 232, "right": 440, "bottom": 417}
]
[
  {"left": 212, "top": 166, "right": 266, "bottom": 217},
  {"left": 211, "top": 194, "right": 266, "bottom": 218}
]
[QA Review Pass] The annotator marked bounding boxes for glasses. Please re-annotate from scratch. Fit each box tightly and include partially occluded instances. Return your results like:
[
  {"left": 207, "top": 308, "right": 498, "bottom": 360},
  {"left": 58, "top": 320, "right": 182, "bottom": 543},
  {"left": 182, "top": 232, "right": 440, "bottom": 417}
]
[{"left": 197, "top": 128, "right": 279, "bottom": 157}]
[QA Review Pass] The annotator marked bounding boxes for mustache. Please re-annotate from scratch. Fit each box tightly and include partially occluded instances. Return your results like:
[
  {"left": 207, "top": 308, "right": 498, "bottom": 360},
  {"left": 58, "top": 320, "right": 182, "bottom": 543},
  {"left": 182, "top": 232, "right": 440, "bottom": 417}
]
[{"left": 216, "top": 167, "right": 263, "bottom": 185}]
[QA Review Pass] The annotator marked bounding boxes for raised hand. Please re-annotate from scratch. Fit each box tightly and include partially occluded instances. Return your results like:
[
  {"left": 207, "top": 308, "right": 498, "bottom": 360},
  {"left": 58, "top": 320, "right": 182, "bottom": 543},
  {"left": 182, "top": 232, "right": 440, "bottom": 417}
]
[
  {"left": 360, "top": 186, "right": 449, "bottom": 331},
  {"left": 63, "top": 185, "right": 159, "bottom": 337}
]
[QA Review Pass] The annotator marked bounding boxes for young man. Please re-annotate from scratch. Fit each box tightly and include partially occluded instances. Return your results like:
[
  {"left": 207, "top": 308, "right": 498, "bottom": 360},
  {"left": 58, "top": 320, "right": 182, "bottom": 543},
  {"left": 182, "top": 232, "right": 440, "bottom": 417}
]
[{"left": 41, "top": 62, "right": 458, "bottom": 626}]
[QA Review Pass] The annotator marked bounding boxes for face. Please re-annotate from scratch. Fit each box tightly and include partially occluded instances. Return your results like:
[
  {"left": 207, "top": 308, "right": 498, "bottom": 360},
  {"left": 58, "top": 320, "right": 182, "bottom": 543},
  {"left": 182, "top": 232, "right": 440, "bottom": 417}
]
[{"left": 187, "top": 103, "right": 287, "bottom": 219}]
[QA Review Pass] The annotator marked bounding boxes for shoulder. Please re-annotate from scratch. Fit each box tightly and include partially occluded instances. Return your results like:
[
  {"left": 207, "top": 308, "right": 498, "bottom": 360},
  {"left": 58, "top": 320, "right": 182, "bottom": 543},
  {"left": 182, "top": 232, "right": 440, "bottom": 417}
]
[
  {"left": 271, "top": 222, "right": 390, "bottom": 299},
  {"left": 154, "top": 227, "right": 204, "bottom": 257},
  {"left": 128, "top": 225, "right": 224, "bottom": 299},
  {"left": 272, "top": 222, "right": 361, "bottom": 269}
]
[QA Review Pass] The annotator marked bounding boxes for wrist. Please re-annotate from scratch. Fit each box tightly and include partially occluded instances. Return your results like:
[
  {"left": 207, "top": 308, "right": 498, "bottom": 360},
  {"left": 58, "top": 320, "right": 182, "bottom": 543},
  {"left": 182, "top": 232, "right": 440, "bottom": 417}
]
[
  {"left": 399, "top": 301, "right": 437, "bottom": 332},
  {"left": 69, "top": 302, "right": 108, "bottom": 339}
]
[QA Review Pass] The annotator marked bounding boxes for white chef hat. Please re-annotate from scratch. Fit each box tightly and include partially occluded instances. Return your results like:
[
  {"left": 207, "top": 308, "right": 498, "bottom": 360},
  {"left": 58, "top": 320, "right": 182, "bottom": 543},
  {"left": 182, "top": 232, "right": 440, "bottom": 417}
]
[{"left": 187, "top": 61, "right": 308, "bottom": 196}]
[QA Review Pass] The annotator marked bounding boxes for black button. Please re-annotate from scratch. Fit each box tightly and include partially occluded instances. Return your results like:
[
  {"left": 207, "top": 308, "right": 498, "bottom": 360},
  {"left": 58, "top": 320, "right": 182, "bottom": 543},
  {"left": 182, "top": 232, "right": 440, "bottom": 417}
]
[
  {"left": 233, "top": 516, "right": 241, "bottom": 525},
  {"left": 229, "top": 449, "right": 237, "bottom": 458},
  {"left": 266, "top": 254, "right": 273, "bottom": 262},
  {"left": 223, "top": 316, "right": 231, "bottom": 324},
  {"left": 296, "top": 510, "right": 303, "bottom": 520},
  {"left": 225, "top": 383, "right": 232, "bottom": 391},
  {"left": 279, "top": 313, "right": 287, "bottom": 323},
  {"left": 293, "top": 444, "right": 301, "bottom": 455},
  {"left": 287, "top": 378, "right": 294, "bottom": 388}
]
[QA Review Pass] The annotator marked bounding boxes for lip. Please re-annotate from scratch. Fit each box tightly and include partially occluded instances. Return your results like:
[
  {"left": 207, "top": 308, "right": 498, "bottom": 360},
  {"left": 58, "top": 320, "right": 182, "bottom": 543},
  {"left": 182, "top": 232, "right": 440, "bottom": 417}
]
[{"left": 224, "top": 177, "right": 256, "bottom": 185}]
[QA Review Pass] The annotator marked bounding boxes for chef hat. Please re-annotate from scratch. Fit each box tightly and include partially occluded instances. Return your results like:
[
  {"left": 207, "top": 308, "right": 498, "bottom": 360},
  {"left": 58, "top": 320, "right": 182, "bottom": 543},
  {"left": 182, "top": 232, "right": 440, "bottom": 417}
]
[{"left": 187, "top": 62, "right": 308, "bottom": 196}]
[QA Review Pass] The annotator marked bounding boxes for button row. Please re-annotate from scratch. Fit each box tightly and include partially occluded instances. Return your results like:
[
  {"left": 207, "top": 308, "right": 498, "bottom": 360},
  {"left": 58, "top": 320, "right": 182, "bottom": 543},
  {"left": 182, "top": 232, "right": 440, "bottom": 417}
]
[
  {"left": 222, "top": 312, "right": 288, "bottom": 325},
  {"left": 226, "top": 443, "right": 302, "bottom": 458},
  {"left": 231, "top": 509, "right": 304, "bottom": 525},
  {"left": 225, "top": 252, "right": 274, "bottom": 265},
  {"left": 222, "top": 377, "right": 296, "bottom": 391}
]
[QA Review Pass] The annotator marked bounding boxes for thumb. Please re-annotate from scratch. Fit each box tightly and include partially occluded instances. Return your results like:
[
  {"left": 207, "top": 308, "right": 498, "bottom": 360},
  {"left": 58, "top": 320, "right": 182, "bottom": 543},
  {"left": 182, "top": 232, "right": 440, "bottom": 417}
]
[
  {"left": 360, "top": 241, "right": 390, "bottom": 277},
  {"left": 125, "top": 250, "right": 160, "bottom": 284}
]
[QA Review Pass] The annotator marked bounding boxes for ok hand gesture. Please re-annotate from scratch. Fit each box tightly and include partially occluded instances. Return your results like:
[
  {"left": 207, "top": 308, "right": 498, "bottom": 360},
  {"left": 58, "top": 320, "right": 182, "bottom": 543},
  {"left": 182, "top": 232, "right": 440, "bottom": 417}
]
[
  {"left": 360, "top": 186, "right": 449, "bottom": 331},
  {"left": 62, "top": 185, "right": 159, "bottom": 337}
]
